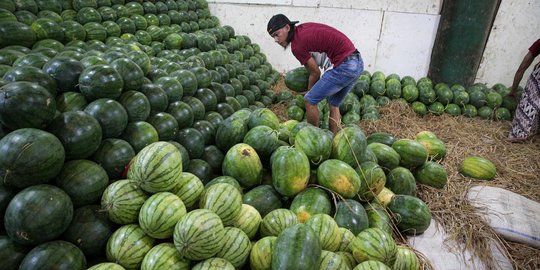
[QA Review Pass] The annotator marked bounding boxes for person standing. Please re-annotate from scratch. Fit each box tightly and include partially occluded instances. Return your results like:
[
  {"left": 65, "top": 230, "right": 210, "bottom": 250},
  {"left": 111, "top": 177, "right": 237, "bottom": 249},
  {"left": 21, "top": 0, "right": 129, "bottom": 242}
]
[
  {"left": 267, "top": 14, "right": 364, "bottom": 134},
  {"left": 508, "top": 38, "right": 540, "bottom": 142}
]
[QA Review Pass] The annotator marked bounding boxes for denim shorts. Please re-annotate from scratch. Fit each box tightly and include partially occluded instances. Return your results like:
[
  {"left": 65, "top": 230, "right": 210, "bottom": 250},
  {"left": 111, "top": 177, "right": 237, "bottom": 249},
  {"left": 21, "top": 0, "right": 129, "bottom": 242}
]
[{"left": 305, "top": 52, "right": 364, "bottom": 107}]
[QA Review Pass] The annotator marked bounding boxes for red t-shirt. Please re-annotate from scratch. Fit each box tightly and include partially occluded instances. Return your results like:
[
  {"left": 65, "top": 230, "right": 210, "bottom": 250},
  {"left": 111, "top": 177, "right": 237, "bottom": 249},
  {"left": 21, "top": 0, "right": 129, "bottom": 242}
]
[
  {"left": 529, "top": 39, "right": 540, "bottom": 57},
  {"left": 291, "top": 22, "right": 357, "bottom": 68}
]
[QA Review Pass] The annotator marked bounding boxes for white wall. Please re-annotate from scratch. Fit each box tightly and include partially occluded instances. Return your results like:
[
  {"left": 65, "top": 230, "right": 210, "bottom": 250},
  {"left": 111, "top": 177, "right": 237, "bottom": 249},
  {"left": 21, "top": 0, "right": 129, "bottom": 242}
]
[
  {"left": 475, "top": 1, "right": 540, "bottom": 88},
  {"left": 208, "top": 0, "right": 442, "bottom": 80},
  {"left": 209, "top": 0, "right": 540, "bottom": 87}
]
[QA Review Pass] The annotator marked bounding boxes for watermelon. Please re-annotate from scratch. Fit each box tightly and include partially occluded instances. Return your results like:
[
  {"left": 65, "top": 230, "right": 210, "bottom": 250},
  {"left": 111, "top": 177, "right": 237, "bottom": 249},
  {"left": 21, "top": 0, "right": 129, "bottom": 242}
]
[
  {"left": 320, "top": 250, "right": 350, "bottom": 270},
  {"left": 215, "top": 227, "right": 252, "bottom": 268},
  {"left": 0, "top": 128, "right": 65, "bottom": 188},
  {"left": 367, "top": 132, "right": 396, "bottom": 147},
  {"left": 79, "top": 64, "right": 124, "bottom": 101},
  {"left": 271, "top": 146, "right": 310, "bottom": 196},
  {"left": 388, "top": 194, "right": 432, "bottom": 235},
  {"left": 47, "top": 111, "right": 102, "bottom": 160},
  {"left": 414, "top": 161, "right": 447, "bottom": 189},
  {"left": 0, "top": 81, "right": 56, "bottom": 129},
  {"left": 293, "top": 125, "right": 332, "bottom": 165},
  {"left": 5, "top": 184, "right": 73, "bottom": 246},
  {"left": 91, "top": 138, "right": 135, "bottom": 180},
  {"left": 0, "top": 21, "right": 37, "bottom": 48},
  {"left": 222, "top": 143, "right": 263, "bottom": 188},
  {"left": 19, "top": 240, "right": 86, "bottom": 270},
  {"left": 106, "top": 224, "right": 155, "bottom": 270},
  {"left": 305, "top": 214, "right": 341, "bottom": 251},
  {"left": 416, "top": 137, "right": 446, "bottom": 161},
  {"left": 139, "top": 192, "right": 186, "bottom": 239},
  {"left": 336, "top": 227, "right": 355, "bottom": 252},
  {"left": 367, "top": 143, "right": 401, "bottom": 171},
  {"left": 192, "top": 258, "right": 235, "bottom": 270},
  {"left": 117, "top": 90, "right": 151, "bottom": 122},
  {"left": 260, "top": 208, "right": 299, "bottom": 237},
  {"left": 393, "top": 245, "right": 420, "bottom": 270},
  {"left": 3, "top": 65, "right": 57, "bottom": 96},
  {"left": 199, "top": 182, "right": 242, "bottom": 226},
  {"left": 272, "top": 224, "right": 322, "bottom": 270},
  {"left": 354, "top": 260, "right": 391, "bottom": 270},
  {"left": 170, "top": 172, "right": 204, "bottom": 210},
  {"left": 391, "top": 139, "right": 428, "bottom": 168},
  {"left": 121, "top": 121, "right": 159, "bottom": 153},
  {"left": 243, "top": 125, "right": 280, "bottom": 160},
  {"left": 355, "top": 161, "right": 386, "bottom": 201},
  {"left": 411, "top": 101, "right": 427, "bottom": 116},
  {"left": 140, "top": 243, "right": 189, "bottom": 270},
  {"left": 176, "top": 127, "right": 205, "bottom": 159},
  {"left": 62, "top": 204, "right": 115, "bottom": 259},
  {"left": 173, "top": 209, "right": 225, "bottom": 260},
  {"left": 317, "top": 159, "right": 361, "bottom": 198},
  {"left": 250, "top": 236, "right": 276, "bottom": 270},
  {"left": 128, "top": 141, "right": 182, "bottom": 193},
  {"left": 84, "top": 98, "right": 128, "bottom": 139},
  {"left": 87, "top": 263, "right": 126, "bottom": 270},
  {"left": 232, "top": 203, "right": 262, "bottom": 239},
  {"left": 335, "top": 199, "right": 369, "bottom": 235},
  {"left": 289, "top": 187, "right": 332, "bottom": 223},
  {"left": 385, "top": 167, "right": 417, "bottom": 196},
  {"left": 0, "top": 235, "right": 29, "bottom": 270},
  {"left": 459, "top": 156, "right": 496, "bottom": 180},
  {"left": 248, "top": 107, "right": 280, "bottom": 129},
  {"left": 101, "top": 179, "right": 149, "bottom": 225},
  {"left": 349, "top": 227, "right": 397, "bottom": 266},
  {"left": 284, "top": 67, "right": 309, "bottom": 92},
  {"left": 243, "top": 184, "right": 283, "bottom": 217},
  {"left": 364, "top": 203, "right": 392, "bottom": 234},
  {"left": 54, "top": 159, "right": 109, "bottom": 207}
]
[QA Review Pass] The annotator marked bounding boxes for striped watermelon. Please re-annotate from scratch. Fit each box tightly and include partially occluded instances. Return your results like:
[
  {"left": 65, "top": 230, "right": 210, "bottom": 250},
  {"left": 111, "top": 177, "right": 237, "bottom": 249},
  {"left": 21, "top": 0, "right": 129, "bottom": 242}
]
[
  {"left": 87, "top": 262, "right": 126, "bottom": 270},
  {"left": 391, "top": 139, "right": 428, "bottom": 168},
  {"left": 289, "top": 187, "right": 332, "bottom": 223},
  {"left": 414, "top": 161, "right": 447, "bottom": 189},
  {"left": 387, "top": 195, "right": 432, "bottom": 235},
  {"left": 173, "top": 209, "right": 225, "bottom": 260},
  {"left": 337, "top": 227, "right": 355, "bottom": 252},
  {"left": 364, "top": 203, "right": 392, "bottom": 234},
  {"left": 393, "top": 245, "right": 420, "bottom": 270},
  {"left": 139, "top": 192, "right": 187, "bottom": 239},
  {"left": 101, "top": 179, "right": 149, "bottom": 225},
  {"left": 416, "top": 137, "right": 446, "bottom": 161},
  {"left": 337, "top": 251, "right": 357, "bottom": 269},
  {"left": 250, "top": 236, "right": 276, "bottom": 270},
  {"left": 232, "top": 203, "right": 262, "bottom": 239},
  {"left": 192, "top": 258, "right": 235, "bottom": 270},
  {"left": 106, "top": 224, "right": 155, "bottom": 270},
  {"left": 199, "top": 183, "right": 242, "bottom": 226},
  {"left": 141, "top": 243, "right": 189, "bottom": 270},
  {"left": 317, "top": 159, "right": 361, "bottom": 199},
  {"left": 349, "top": 227, "right": 397, "bottom": 266},
  {"left": 222, "top": 143, "right": 263, "bottom": 188},
  {"left": 260, "top": 208, "right": 298, "bottom": 237},
  {"left": 294, "top": 125, "right": 333, "bottom": 165},
  {"left": 385, "top": 167, "right": 417, "bottom": 196},
  {"left": 127, "top": 141, "right": 183, "bottom": 193},
  {"left": 170, "top": 172, "right": 204, "bottom": 210},
  {"left": 272, "top": 224, "right": 322, "bottom": 270},
  {"left": 367, "top": 143, "right": 401, "bottom": 172},
  {"left": 459, "top": 156, "right": 496, "bottom": 180},
  {"left": 215, "top": 227, "right": 252, "bottom": 268},
  {"left": 355, "top": 161, "right": 386, "bottom": 201},
  {"left": 354, "top": 260, "right": 391, "bottom": 270},
  {"left": 271, "top": 146, "right": 310, "bottom": 197},
  {"left": 305, "top": 214, "right": 341, "bottom": 252},
  {"left": 320, "top": 250, "right": 350, "bottom": 270},
  {"left": 331, "top": 125, "right": 367, "bottom": 167}
]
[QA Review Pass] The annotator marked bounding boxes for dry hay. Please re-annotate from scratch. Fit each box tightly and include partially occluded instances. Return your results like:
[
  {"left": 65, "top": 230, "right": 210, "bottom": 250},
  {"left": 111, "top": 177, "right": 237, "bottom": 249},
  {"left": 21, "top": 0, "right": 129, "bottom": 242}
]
[{"left": 269, "top": 79, "right": 540, "bottom": 269}]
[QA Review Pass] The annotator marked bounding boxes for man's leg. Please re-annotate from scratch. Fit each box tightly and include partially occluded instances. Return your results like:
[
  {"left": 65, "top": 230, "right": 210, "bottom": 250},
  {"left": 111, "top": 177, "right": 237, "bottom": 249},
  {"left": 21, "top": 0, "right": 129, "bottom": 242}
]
[
  {"left": 305, "top": 100, "right": 319, "bottom": 127},
  {"left": 329, "top": 105, "right": 341, "bottom": 134}
]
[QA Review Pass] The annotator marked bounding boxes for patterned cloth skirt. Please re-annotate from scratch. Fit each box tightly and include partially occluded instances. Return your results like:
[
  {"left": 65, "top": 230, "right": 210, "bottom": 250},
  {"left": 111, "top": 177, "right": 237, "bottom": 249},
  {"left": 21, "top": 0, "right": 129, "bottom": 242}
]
[{"left": 509, "top": 64, "right": 540, "bottom": 140}]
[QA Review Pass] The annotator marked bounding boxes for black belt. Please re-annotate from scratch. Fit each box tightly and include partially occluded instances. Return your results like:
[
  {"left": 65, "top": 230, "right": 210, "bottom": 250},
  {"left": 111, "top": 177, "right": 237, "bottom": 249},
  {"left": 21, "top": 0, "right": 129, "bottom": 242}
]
[{"left": 346, "top": 50, "right": 360, "bottom": 60}]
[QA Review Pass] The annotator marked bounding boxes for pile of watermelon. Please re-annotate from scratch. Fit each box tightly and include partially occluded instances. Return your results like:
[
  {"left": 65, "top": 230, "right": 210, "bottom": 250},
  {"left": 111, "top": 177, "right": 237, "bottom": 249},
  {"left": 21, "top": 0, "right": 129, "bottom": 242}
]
[{"left": 284, "top": 67, "right": 519, "bottom": 125}]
